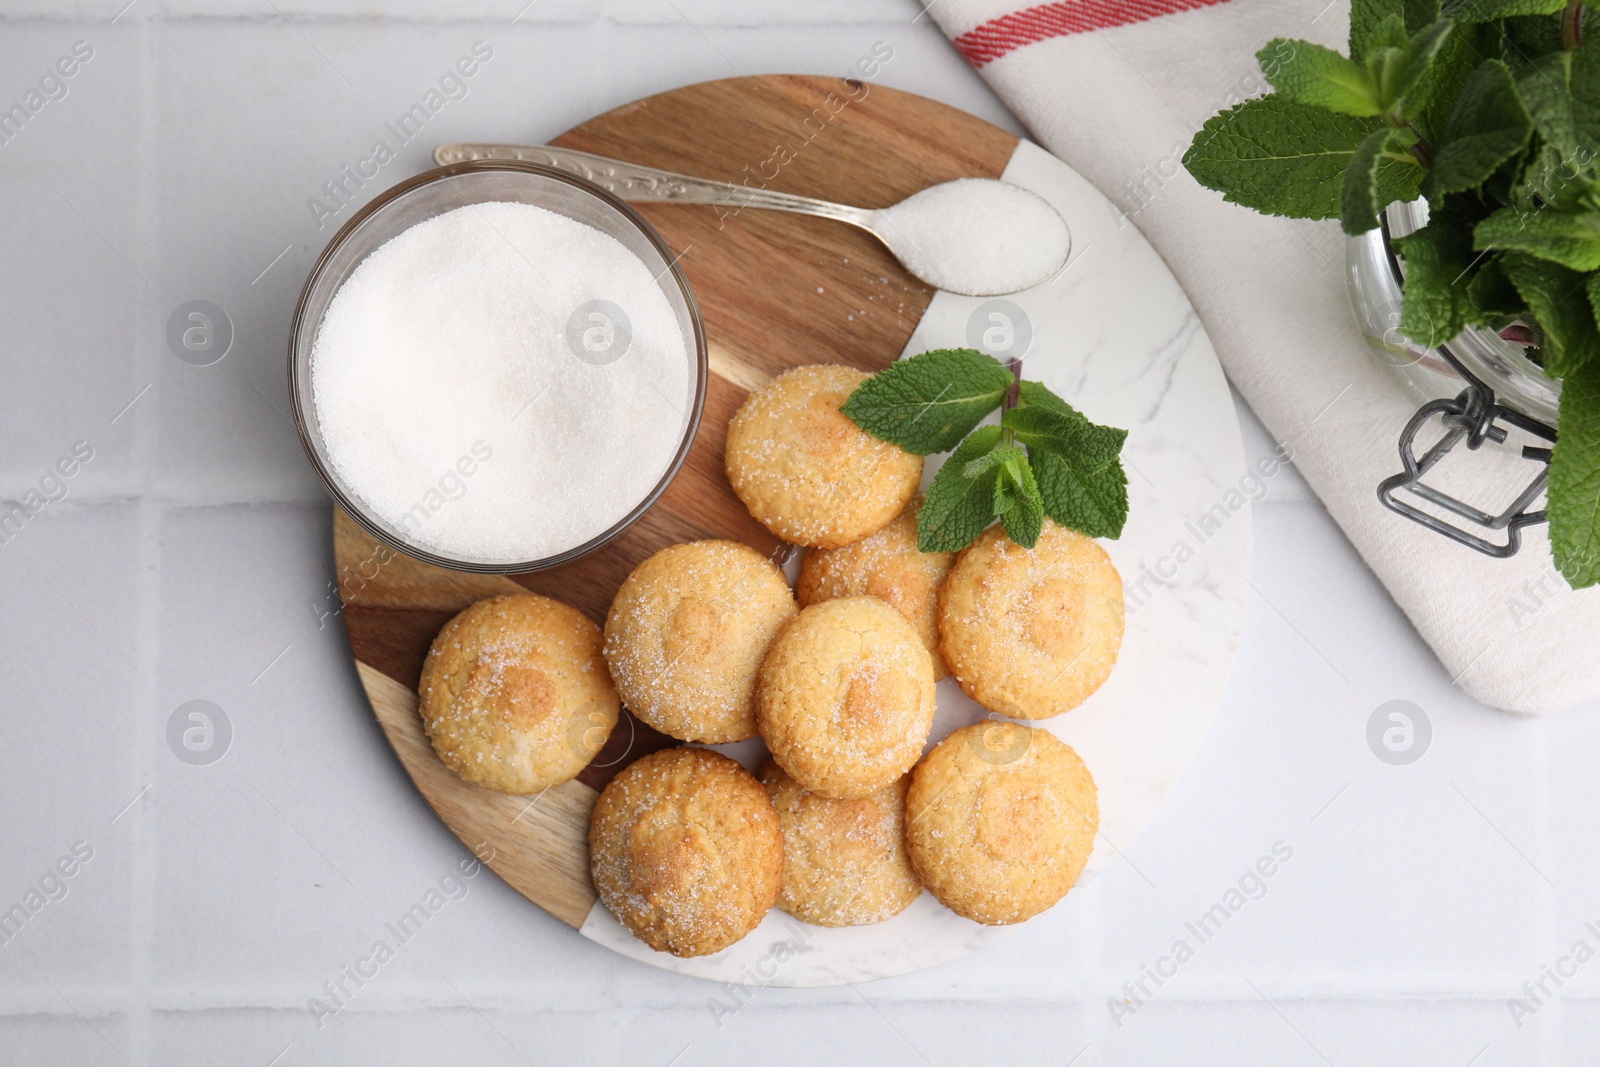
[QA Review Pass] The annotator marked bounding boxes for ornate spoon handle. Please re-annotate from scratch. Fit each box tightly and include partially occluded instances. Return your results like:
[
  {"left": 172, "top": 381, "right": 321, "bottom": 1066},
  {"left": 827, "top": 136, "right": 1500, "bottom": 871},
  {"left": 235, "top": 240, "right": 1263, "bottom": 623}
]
[{"left": 433, "top": 142, "right": 878, "bottom": 230}]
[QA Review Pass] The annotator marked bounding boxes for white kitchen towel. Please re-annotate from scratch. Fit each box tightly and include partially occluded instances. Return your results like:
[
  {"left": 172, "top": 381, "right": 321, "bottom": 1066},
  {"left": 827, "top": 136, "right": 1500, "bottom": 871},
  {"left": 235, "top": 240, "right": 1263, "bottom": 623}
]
[{"left": 925, "top": 0, "right": 1600, "bottom": 713}]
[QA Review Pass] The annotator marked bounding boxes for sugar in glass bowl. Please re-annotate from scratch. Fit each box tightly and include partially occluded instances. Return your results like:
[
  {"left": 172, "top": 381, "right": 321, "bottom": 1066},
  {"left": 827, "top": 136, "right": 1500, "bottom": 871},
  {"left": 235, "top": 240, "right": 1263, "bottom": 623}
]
[{"left": 288, "top": 160, "right": 707, "bottom": 574}]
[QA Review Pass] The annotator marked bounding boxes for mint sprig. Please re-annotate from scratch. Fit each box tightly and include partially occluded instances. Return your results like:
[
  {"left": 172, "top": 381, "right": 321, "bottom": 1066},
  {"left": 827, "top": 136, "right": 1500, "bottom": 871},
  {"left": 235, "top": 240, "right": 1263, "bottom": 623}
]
[
  {"left": 1183, "top": 0, "right": 1600, "bottom": 588},
  {"left": 843, "top": 349, "right": 1129, "bottom": 552}
]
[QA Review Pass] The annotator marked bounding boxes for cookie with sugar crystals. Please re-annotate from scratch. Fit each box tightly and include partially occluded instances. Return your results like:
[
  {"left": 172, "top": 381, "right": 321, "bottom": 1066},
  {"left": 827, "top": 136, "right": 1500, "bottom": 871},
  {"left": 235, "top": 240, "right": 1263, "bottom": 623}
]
[
  {"left": 939, "top": 520, "right": 1123, "bottom": 720},
  {"left": 420, "top": 593, "right": 618, "bottom": 794},
  {"left": 603, "top": 539, "right": 797, "bottom": 744},
  {"left": 761, "top": 762, "right": 921, "bottom": 928},
  {"left": 589, "top": 747, "right": 783, "bottom": 957},
  {"left": 797, "top": 496, "right": 952, "bottom": 677},
  {"left": 724, "top": 364, "right": 922, "bottom": 549},
  {"left": 757, "top": 596, "right": 936, "bottom": 800},
  {"left": 906, "top": 721, "right": 1097, "bottom": 926}
]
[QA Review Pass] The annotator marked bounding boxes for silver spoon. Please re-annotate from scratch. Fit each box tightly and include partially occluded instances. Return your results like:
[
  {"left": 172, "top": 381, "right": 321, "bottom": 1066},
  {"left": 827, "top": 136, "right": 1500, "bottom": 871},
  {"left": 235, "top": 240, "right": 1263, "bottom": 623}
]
[{"left": 433, "top": 142, "right": 1071, "bottom": 297}]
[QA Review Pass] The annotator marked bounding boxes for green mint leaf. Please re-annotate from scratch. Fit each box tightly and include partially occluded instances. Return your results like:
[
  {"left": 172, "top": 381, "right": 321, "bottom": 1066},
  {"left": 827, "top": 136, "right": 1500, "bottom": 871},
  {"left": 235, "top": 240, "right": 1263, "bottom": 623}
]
[
  {"left": 1376, "top": 13, "right": 1414, "bottom": 50},
  {"left": 1440, "top": 0, "right": 1567, "bottom": 18},
  {"left": 1550, "top": 360, "right": 1600, "bottom": 589},
  {"left": 1001, "top": 405, "right": 1127, "bottom": 475},
  {"left": 1588, "top": 270, "right": 1600, "bottom": 333},
  {"left": 1475, "top": 205, "right": 1600, "bottom": 271},
  {"left": 1392, "top": 209, "right": 1484, "bottom": 345},
  {"left": 1351, "top": 0, "right": 1406, "bottom": 58},
  {"left": 1522, "top": 49, "right": 1600, "bottom": 207},
  {"left": 1015, "top": 379, "right": 1078, "bottom": 417},
  {"left": 1343, "top": 126, "right": 1419, "bottom": 234},
  {"left": 1030, "top": 447, "right": 1130, "bottom": 539},
  {"left": 1504, "top": 8, "right": 1600, "bottom": 70},
  {"left": 1569, "top": 43, "right": 1600, "bottom": 133},
  {"left": 1393, "top": 20, "right": 1457, "bottom": 111},
  {"left": 1501, "top": 11, "right": 1561, "bottom": 59},
  {"left": 1017, "top": 383, "right": 1132, "bottom": 470},
  {"left": 1405, "top": 0, "right": 1442, "bottom": 28},
  {"left": 1418, "top": 22, "right": 1502, "bottom": 141},
  {"left": 1555, "top": 47, "right": 1600, "bottom": 192},
  {"left": 1426, "top": 59, "right": 1533, "bottom": 199},
  {"left": 1467, "top": 253, "right": 1526, "bottom": 316},
  {"left": 1001, "top": 400, "right": 1129, "bottom": 539},
  {"left": 917, "top": 424, "right": 1004, "bottom": 552},
  {"left": 1363, "top": 19, "right": 1454, "bottom": 116},
  {"left": 993, "top": 453, "right": 1044, "bottom": 549},
  {"left": 1395, "top": 19, "right": 1459, "bottom": 107},
  {"left": 1518, "top": 141, "right": 1569, "bottom": 207},
  {"left": 1501, "top": 252, "right": 1600, "bottom": 376},
  {"left": 1517, "top": 52, "right": 1578, "bottom": 159},
  {"left": 839, "top": 347, "right": 1013, "bottom": 455},
  {"left": 1184, "top": 95, "right": 1423, "bottom": 221},
  {"left": 962, "top": 443, "right": 1024, "bottom": 480},
  {"left": 1258, "top": 39, "right": 1382, "bottom": 116}
]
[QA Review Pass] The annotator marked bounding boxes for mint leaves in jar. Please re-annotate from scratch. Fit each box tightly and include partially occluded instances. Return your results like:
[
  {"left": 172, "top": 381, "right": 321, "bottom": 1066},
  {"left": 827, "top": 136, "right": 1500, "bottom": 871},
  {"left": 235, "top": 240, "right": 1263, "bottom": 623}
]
[
  {"left": 840, "top": 348, "right": 1129, "bottom": 552},
  {"left": 1182, "top": 0, "right": 1600, "bottom": 588}
]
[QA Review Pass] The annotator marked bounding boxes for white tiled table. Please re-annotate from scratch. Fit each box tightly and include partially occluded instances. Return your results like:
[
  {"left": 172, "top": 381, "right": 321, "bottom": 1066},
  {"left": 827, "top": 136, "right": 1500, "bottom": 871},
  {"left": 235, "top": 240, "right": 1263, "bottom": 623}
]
[{"left": 0, "top": 3, "right": 1593, "bottom": 1064}]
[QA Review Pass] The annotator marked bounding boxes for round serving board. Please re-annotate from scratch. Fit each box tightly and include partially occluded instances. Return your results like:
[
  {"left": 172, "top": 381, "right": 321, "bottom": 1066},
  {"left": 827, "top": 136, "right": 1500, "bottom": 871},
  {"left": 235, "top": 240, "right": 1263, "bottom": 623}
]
[{"left": 332, "top": 76, "right": 1251, "bottom": 986}]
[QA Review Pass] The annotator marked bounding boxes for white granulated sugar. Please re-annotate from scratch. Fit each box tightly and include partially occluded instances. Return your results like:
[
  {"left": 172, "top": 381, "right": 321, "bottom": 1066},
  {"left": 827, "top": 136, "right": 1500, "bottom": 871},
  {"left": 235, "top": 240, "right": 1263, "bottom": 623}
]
[
  {"left": 878, "top": 178, "right": 1070, "bottom": 295},
  {"left": 312, "top": 201, "right": 691, "bottom": 561}
]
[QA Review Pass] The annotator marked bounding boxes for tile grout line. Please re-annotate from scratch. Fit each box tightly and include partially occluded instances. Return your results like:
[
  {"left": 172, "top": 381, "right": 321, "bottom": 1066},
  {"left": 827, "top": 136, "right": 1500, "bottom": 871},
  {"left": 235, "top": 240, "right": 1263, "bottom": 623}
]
[
  {"left": 0, "top": 984, "right": 1585, "bottom": 1016},
  {"left": 126, "top": 15, "right": 163, "bottom": 1067},
  {"left": 1537, "top": 717, "right": 1558, "bottom": 1067}
]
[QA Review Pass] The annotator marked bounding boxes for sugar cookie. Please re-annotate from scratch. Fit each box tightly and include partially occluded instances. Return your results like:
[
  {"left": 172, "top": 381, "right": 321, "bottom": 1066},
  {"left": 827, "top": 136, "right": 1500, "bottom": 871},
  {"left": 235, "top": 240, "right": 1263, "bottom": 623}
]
[
  {"left": 939, "top": 521, "right": 1123, "bottom": 719},
  {"left": 905, "top": 722, "right": 1097, "bottom": 925},
  {"left": 757, "top": 596, "right": 936, "bottom": 800},
  {"left": 761, "top": 762, "right": 921, "bottom": 927},
  {"left": 724, "top": 364, "right": 922, "bottom": 549},
  {"left": 589, "top": 747, "right": 783, "bottom": 957},
  {"left": 420, "top": 594, "right": 618, "bottom": 794},
  {"left": 604, "top": 540, "right": 797, "bottom": 743}
]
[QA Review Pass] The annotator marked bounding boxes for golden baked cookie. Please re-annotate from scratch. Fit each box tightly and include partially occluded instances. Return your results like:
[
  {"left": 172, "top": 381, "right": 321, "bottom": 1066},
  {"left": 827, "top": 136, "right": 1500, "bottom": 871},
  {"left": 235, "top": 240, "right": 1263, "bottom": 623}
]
[
  {"left": 757, "top": 596, "right": 936, "bottom": 800},
  {"left": 420, "top": 594, "right": 619, "bottom": 795},
  {"left": 761, "top": 762, "right": 921, "bottom": 927},
  {"left": 939, "top": 520, "right": 1124, "bottom": 720},
  {"left": 604, "top": 540, "right": 797, "bottom": 743},
  {"left": 905, "top": 722, "right": 1097, "bottom": 925},
  {"left": 589, "top": 747, "right": 783, "bottom": 957},
  {"left": 796, "top": 497, "right": 952, "bottom": 677},
  {"left": 724, "top": 364, "right": 923, "bottom": 549}
]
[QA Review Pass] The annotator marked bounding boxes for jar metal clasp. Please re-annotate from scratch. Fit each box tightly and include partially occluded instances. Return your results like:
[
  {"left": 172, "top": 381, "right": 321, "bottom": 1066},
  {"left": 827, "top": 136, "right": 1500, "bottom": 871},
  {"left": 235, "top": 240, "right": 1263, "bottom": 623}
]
[
  {"left": 1376, "top": 341, "right": 1555, "bottom": 557},
  {"left": 1358, "top": 208, "right": 1560, "bottom": 558}
]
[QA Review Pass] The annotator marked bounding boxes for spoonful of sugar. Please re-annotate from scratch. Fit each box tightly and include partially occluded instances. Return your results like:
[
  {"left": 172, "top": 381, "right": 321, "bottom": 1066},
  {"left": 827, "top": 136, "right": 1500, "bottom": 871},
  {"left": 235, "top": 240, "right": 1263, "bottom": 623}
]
[
  {"left": 873, "top": 177, "right": 1070, "bottom": 297},
  {"left": 435, "top": 143, "right": 1073, "bottom": 297}
]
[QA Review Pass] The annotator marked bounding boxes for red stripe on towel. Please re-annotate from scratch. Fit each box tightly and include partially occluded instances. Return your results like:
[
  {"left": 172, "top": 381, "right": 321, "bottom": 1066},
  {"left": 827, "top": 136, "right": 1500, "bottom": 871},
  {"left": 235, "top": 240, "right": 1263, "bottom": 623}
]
[{"left": 952, "top": 0, "right": 1233, "bottom": 66}]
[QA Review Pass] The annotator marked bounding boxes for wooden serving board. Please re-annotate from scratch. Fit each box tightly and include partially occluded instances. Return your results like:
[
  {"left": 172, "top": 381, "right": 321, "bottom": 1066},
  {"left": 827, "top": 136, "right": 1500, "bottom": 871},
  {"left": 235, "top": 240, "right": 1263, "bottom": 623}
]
[{"left": 334, "top": 76, "right": 1017, "bottom": 931}]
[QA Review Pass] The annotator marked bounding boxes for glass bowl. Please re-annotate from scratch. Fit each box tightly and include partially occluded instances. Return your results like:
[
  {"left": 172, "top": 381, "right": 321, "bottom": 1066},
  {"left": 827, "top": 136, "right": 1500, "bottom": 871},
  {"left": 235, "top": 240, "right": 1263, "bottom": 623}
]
[{"left": 287, "top": 159, "right": 708, "bottom": 574}]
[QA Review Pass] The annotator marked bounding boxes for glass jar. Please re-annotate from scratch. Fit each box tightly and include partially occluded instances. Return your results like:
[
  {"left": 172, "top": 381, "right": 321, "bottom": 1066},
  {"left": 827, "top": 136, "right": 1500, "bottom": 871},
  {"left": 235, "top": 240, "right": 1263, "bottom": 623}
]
[{"left": 1344, "top": 200, "right": 1558, "bottom": 556}]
